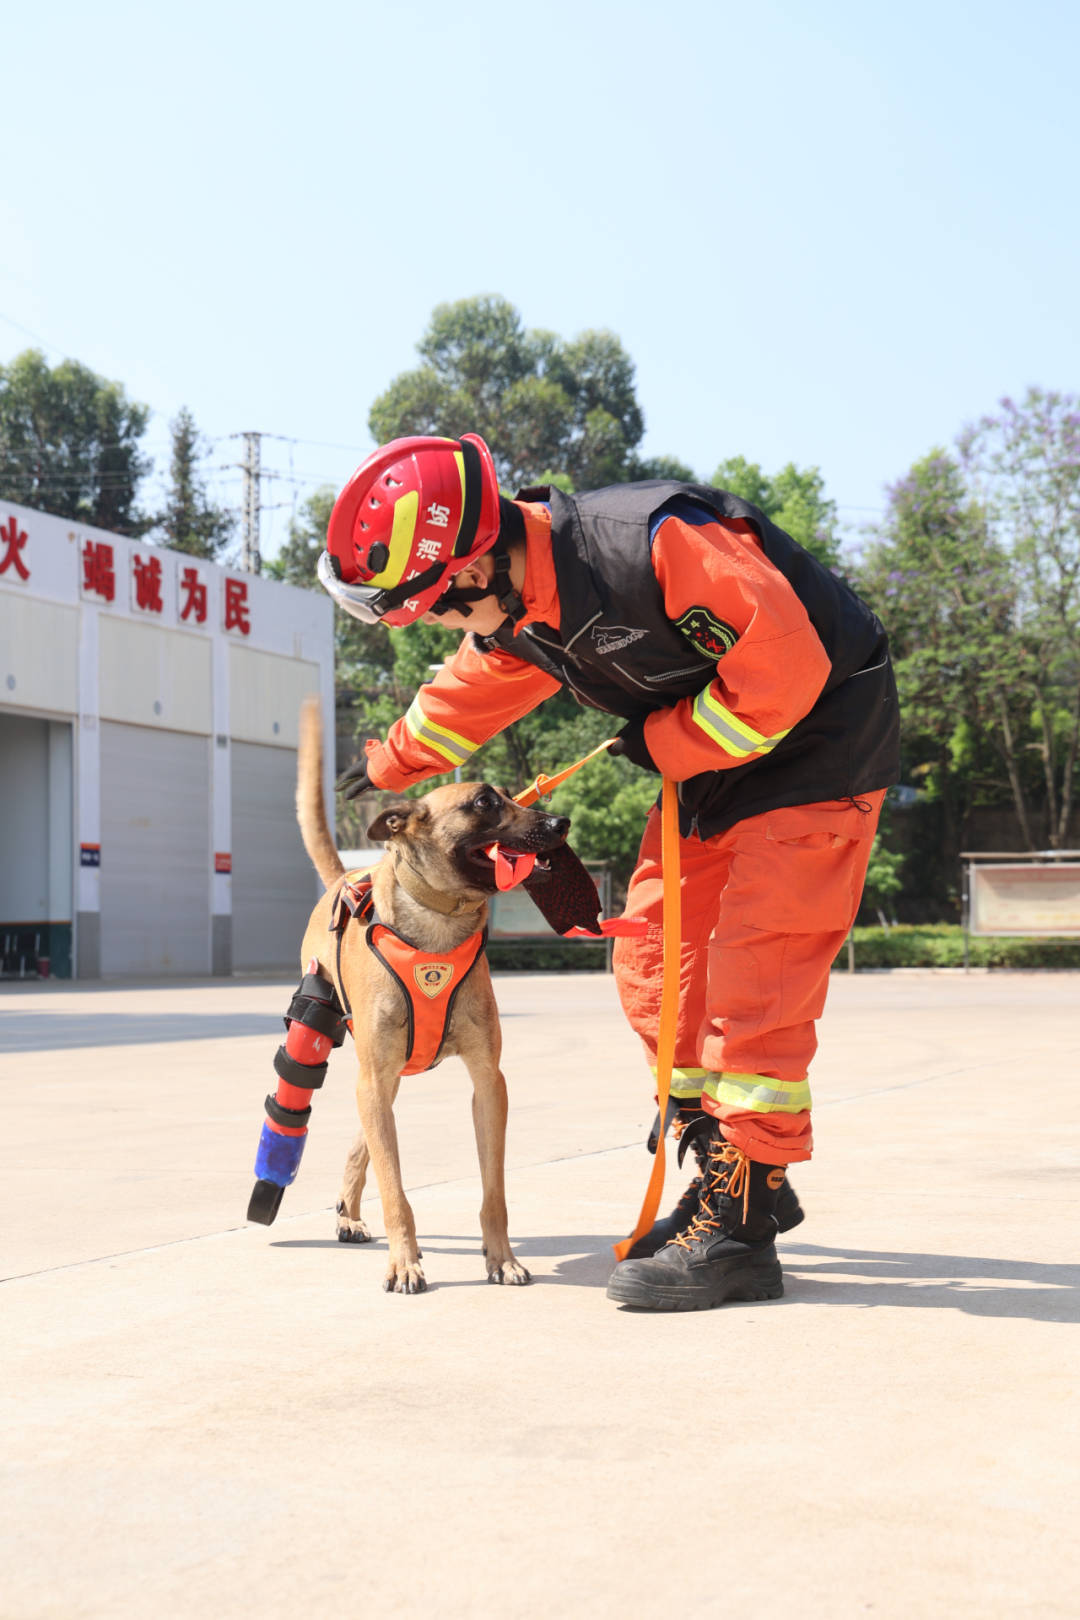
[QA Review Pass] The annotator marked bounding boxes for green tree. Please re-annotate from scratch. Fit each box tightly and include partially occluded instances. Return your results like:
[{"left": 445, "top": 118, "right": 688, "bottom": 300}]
[
  {"left": 856, "top": 450, "right": 1034, "bottom": 877},
  {"left": 627, "top": 452, "right": 698, "bottom": 482},
  {"left": 959, "top": 388, "right": 1080, "bottom": 847},
  {"left": 154, "top": 407, "right": 234, "bottom": 559},
  {"left": 365, "top": 293, "right": 690, "bottom": 852},
  {"left": 859, "top": 801, "right": 906, "bottom": 924},
  {"left": 711, "top": 454, "right": 841, "bottom": 569},
  {"left": 267, "top": 487, "right": 404, "bottom": 844},
  {"left": 0, "top": 349, "right": 151, "bottom": 534},
  {"left": 369, "top": 294, "right": 677, "bottom": 491}
]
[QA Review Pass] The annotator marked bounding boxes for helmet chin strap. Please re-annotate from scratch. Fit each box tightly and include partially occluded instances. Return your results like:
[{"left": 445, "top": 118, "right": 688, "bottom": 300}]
[{"left": 428, "top": 533, "right": 526, "bottom": 625}]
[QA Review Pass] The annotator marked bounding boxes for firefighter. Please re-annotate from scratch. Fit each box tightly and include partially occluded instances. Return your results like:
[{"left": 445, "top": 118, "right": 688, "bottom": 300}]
[{"left": 319, "top": 433, "right": 900, "bottom": 1312}]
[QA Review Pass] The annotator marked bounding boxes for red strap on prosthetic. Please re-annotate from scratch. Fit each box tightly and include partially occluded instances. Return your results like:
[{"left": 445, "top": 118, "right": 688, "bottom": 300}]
[{"left": 265, "top": 959, "right": 340, "bottom": 1136}]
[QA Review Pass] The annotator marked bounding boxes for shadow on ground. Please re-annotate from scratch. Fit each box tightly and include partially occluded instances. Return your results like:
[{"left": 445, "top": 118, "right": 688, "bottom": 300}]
[
  {"left": 783, "top": 1243, "right": 1080, "bottom": 1323},
  {"left": 272, "top": 1232, "right": 620, "bottom": 1290},
  {"left": 1, "top": 1006, "right": 529, "bottom": 1052},
  {"left": 271, "top": 1233, "right": 1080, "bottom": 1317},
  {"left": 1, "top": 1012, "right": 282, "bottom": 1051}
]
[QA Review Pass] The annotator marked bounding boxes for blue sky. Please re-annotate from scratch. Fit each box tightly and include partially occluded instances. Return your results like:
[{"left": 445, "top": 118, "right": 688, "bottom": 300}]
[{"left": 2, "top": 0, "right": 1077, "bottom": 556}]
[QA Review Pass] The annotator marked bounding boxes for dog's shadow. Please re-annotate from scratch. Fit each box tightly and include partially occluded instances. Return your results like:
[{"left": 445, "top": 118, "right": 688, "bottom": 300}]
[
  {"left": 272, "top": 1235, "right": 1080, "bottom": 1316},
  {"left": 271, "top": 1231, "right": 617, "bottom": 1289}
]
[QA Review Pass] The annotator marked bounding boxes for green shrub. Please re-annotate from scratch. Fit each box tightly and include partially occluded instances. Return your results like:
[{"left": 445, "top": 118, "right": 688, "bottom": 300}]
[
  {"left": 489, "top": 925, "right": 1080, "bottom": 974},
  {"left": 833, "top": 924, "right": 1080, "bottom": 971},
  {"left": 487, "top": 940, "right": 608, "bottom": 973}
]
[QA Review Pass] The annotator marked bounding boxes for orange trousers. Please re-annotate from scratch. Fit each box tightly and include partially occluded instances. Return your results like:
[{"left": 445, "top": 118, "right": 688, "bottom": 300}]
[{"left": 612, "top": 792, "right": 885, "bottom": 1166}]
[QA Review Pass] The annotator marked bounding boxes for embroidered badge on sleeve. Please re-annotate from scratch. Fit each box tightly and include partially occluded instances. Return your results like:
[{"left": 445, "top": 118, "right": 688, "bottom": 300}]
[{"left": 675, "top": 607, "right": 740, "bottom": 661}]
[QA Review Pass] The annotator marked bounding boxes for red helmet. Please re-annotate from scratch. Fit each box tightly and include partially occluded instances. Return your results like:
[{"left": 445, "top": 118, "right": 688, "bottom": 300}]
[{"left": 319, "top": 433, "right": 501, "bottom": 627}]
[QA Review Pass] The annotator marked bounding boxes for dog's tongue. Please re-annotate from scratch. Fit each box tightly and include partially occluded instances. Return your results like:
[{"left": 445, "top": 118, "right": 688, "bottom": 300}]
[{"left": 486, "top": 844, "right": 538, "bottom": 891}]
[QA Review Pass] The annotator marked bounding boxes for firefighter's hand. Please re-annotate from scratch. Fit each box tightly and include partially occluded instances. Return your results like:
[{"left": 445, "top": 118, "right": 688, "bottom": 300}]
[
  {"left": 610, "top": 716, "right": 659, "bottom": 773},
  {"left": 335, "top": 759, "right": 375, "bottom": 800}
]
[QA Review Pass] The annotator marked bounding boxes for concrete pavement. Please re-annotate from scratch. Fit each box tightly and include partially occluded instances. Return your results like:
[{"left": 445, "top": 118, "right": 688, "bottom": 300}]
[{"left": 2, "top": 969, "right": 1078, "bottom": 1619}]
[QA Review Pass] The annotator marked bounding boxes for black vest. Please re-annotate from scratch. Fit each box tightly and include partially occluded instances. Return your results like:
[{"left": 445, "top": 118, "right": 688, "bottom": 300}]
[{"left": 482, "top": 481, "right": 900, "bottom": 838}]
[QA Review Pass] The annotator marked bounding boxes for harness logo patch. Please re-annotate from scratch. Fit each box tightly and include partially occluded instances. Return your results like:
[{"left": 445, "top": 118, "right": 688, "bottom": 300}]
[
  {"left": 414, "top": 962, "right": 454, "bottom": 998},
  {"left": 766, "top": 1168, "right": 787, "bottom": 1191},
  {"left": 676, "top": 607, "right": 739, "bottom": 661},
  {"left": 591, "top": 623, "right": 647, "bottom": 655}
]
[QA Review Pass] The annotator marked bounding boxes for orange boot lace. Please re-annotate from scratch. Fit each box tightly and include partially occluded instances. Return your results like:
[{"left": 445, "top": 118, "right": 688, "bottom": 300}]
[{"left": 673, "top": 1141, "right": 751, "bottom": 1249}]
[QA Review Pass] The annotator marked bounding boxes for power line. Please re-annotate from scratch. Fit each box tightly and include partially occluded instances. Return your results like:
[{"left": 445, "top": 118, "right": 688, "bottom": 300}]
[
  {"left": 0, "top": 310, "right": 72, "bottom": 358},
  {"left": 256, "top": 431, "right": 371, "bottom": 455}
]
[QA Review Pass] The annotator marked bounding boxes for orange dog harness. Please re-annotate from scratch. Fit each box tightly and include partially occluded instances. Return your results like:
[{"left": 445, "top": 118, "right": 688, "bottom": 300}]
[{"left": 330, "top": 870, "right": 487, "bottom": 1075}]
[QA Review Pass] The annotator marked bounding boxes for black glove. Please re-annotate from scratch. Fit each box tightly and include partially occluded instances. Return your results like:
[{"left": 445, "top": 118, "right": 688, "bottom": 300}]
[
  {"left": 335, "top": 759, "right": 375, "bottom": 801},
  {"left": 609, "top": 715, "right": 659, "bottom": 773}
]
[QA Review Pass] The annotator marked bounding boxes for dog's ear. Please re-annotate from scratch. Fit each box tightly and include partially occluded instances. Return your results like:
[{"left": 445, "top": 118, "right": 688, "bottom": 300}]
[{"left": 367, "top": 802, "right": 424, "bottom": 842}]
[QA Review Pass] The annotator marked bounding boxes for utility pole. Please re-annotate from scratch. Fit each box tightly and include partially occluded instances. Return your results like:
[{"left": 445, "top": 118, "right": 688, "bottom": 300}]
[{"left": 240, "top": 432, "right": 262, "bottom": 574}]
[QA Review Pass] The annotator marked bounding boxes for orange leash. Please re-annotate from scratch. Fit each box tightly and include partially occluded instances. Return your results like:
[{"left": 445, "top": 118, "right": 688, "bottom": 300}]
[
  {"left": 509, "top": 740, "right": 682, "bottom": 1256},
  {"left": 612, "top": 775, "right": 681, "bottom": 1261},
  {"left": 513, "top": 738, "right": 618, "bottom": 808}
]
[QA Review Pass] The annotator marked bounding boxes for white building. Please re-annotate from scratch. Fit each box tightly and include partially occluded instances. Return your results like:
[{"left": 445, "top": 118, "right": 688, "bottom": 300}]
[{"left": 0, "top": 500, "right": 335, "bottom": 979}]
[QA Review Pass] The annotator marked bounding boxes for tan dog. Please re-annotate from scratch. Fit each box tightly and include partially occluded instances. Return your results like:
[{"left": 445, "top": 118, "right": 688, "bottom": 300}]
[{"left": 294, "top": 698, "right": 569, "bottom": 1294}]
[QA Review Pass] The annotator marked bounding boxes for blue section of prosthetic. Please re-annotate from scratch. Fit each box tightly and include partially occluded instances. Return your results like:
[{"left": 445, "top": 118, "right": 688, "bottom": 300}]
[{"left": 254, "top": 1122, "right": 307, "bottom": 1187}]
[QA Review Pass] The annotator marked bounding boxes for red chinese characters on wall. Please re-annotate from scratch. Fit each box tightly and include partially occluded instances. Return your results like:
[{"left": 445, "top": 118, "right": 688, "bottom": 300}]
[
  {"left": 0, "top": 514, "right": 30, "bottom": 581},
  {"left": 81, "top": 540, "right": 116, "bottom": 602},
  {"left": 179, "top": 565, "right": 208, "bottom": 624},
  {"left": 132, "top": 553, "right": 164, "bottom": 614},
  {"left": 224, "top": 577, "right": 251, "bottom": 635}
]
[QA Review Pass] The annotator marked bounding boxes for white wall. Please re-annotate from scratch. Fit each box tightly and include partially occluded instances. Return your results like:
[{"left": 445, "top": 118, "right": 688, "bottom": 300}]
[
  {"left": 99, "top": 617, "right": 213, "bottom": 734},
  {"left": 0, "top": 498, "right": 337, "bottom": 976},
  {"left": 0, "top": 595, "right": 78, "bottom": 714},
  {"left": 228, "top": 646, "right": 321, "bottom": 748}
]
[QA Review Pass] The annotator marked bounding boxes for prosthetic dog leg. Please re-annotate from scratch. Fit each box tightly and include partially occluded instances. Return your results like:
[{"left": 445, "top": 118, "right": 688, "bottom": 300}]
[{"left": 247, "top": 963, "right": 349, "bottom": 1225}]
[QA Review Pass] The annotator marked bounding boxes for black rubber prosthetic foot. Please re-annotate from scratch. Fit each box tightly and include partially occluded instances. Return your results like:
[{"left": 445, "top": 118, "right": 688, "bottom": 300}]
[{"left": 247, "top": 1178, "right": 286, "bottom": 1225}]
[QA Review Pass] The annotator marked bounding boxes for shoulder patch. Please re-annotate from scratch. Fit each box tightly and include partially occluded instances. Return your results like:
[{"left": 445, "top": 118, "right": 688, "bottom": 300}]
[{"left": 675, "top": 607, "right": 739, "bottom": 661}]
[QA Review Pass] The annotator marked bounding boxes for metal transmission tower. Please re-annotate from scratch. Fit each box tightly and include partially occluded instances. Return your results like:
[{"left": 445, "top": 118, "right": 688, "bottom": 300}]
[{"left": 240, "top": 432, "right": 262, "bottom": 574}]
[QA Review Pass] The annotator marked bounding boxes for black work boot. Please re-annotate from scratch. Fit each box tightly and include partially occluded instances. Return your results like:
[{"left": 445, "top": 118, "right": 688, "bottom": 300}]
[
  {"left": 608, "top": 1124, "right": 785, "bottom": 1311},
  {"left": 624, "top": 1108, "right": 805, "bottom": 1259}
]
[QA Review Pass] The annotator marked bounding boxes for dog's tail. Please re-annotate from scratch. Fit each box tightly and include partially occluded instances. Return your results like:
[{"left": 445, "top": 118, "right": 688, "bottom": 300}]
[{"left": 296, "top": 695, "right": 347, "bottom": 891}]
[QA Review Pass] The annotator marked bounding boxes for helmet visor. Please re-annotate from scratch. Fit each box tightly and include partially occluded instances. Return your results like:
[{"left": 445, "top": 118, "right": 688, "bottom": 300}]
[{"left": 317, "top": 550, "right": 392, "bottom": 623}]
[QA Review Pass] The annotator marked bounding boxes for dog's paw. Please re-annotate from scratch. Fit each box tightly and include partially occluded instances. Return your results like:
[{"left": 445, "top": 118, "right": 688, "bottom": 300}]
[
  {"left": 335, "top": 1204, "right": 372, "bottom": 1244},
  {"left": 383, "top": 1259, "right": 427, "bottom": 1295},
  {"left": 486, "top": 1257, "right": 532, "bottom": 1287}
]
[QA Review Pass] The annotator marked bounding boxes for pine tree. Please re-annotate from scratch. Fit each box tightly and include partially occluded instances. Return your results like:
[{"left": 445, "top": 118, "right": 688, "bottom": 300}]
[{"left": 157, "top": 407, "right": 233, "bottom": 559}]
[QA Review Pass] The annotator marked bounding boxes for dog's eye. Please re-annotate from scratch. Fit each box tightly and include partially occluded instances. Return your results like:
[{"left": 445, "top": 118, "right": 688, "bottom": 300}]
[{"left": 473, "top": 790, "right": 500, "bottom": 814}]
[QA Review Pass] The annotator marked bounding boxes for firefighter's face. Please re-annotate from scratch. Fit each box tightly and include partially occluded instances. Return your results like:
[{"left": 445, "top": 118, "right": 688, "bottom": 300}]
[{"left": 419, "top": 561, "right": 507, "bottom": 634}]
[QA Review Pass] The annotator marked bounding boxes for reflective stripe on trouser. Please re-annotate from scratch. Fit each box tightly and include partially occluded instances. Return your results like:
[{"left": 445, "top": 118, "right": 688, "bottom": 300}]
[
  {"left": 612, "top": 791, "right": 885, "bottom": 1165},
  {"left": 652, "top": 1065, "right": 707, "bottom": 1102}
]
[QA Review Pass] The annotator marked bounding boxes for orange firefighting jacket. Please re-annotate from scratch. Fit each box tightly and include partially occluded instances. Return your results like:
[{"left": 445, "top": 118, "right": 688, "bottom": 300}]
[{"left": 364, "top": 485, "right": 898, "bottom": 837}]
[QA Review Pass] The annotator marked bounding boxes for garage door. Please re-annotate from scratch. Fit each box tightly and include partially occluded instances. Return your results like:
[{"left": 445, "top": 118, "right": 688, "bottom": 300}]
[
  {"left": 231, "top": 741, "right": 321, "bottom": 970},
  {"left": 100, "top": 722, "right": 211, "bottom": 975},
  {"left": 0, "top": 712, "right": 73, "bottom": 979},
  {"left": 0, "top": 713, "right": 50, "bottom": 930}
]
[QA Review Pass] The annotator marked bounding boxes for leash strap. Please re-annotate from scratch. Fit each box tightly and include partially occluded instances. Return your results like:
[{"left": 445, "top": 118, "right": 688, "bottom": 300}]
[
  {"left": 562, "top": 918, "right": 648, "bottom": 939},
  {"left": 612, "top": 775, "right": 681, "bottom": 1261},
  {"left": 513, "top": 738, "right": 618, "bottom": 807}
]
